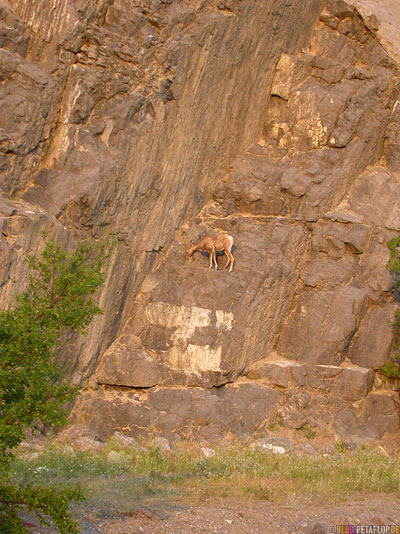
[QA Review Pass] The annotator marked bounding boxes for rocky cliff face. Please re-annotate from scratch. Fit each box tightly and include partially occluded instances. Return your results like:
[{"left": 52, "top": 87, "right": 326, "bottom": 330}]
[{"left": 1, "top": 0, "right": 400, "bottom": 445}]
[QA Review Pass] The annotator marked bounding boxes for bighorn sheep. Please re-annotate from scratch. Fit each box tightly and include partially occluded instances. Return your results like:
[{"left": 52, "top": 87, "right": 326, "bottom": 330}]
[{"left": 186, "top": 233, "right": 234, "bottom": 272}]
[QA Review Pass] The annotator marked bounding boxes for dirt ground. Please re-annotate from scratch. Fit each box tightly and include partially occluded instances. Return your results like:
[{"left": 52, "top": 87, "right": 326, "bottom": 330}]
[{"left": 28, "top": 494, "right": 400, "bottom": 534}]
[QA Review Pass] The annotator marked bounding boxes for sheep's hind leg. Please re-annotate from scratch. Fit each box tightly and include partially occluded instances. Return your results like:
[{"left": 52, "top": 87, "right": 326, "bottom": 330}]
[
  {"left": 223, "top": 250, "right": 230, "bottom": 269},
  {"left": 228, "top": 252, "right": 234, "bottom": 272},
  {"left": 213, "top": 252, "right": 218, "bottom": 269}
]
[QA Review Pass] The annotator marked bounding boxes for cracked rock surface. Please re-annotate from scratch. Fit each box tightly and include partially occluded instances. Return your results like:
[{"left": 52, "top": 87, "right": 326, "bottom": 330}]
[{"left": 0, "top": 0, "right": 400, "bottom": 444}]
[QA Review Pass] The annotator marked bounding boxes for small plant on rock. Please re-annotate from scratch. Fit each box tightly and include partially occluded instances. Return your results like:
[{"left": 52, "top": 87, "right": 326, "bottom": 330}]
[
  {"left": 380, "top": 234, "right": 400, "bottom": 382},
  {"left": 299, "top": 425, "right": 317, "bottom": 440},
  {"left": 334, "top": 439, "right": 348, "bottom": 453},
  {"left": 380, "top": 357, "right": 400, "bottom": 381}
]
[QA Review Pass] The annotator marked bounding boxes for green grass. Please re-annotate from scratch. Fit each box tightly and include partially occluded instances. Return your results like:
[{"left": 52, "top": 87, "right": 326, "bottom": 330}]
[
  {"left": 10, "top": 440, "right": 400, "bottom": 513},
  {"left": 299, "top": 425, "right": 317, "bottom": 440}
]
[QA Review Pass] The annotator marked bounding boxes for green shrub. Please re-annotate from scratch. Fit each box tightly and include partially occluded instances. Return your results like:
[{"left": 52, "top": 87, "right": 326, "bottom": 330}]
[
  {"left": 0, "top": 235, "right": 111, "bottom": 532},
  {"left": 380, "top": 356, "right": 400, "bottom": 381},
  {"left": 380, "top": 234, "right": 400, "bottom": 381}
]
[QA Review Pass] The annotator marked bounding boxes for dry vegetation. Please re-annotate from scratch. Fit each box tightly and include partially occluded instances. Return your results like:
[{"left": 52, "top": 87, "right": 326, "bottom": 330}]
[{"left": 12, "top": 439, "right": 400, "bottom": 516}]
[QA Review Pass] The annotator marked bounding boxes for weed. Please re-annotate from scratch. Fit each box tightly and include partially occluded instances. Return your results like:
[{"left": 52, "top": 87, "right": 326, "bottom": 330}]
[
  {"left": 380, "top": 357, "right": 400, "bottom": 381},
  {"left": 335, "top": 440, "right": 348, "bottom": 453},
  {"left": 299, "top": 425, "right": 317, "bottom": 440}
]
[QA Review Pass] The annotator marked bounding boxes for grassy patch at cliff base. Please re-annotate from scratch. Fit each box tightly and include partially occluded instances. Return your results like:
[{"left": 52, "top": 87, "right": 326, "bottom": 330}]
[{"left": 10, "top": 441, "right": 400, "bottom": 513}]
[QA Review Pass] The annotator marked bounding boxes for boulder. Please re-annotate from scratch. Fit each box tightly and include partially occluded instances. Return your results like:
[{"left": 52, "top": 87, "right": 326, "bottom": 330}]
[
  {"left": 200, "top": 447, "right": 216, "bottom": 458},
  {"left": 110, "top": 432, "right": 137, "bottom": 448},
  {"left": 253, "top": 437, "right": 294, "bottom": 454},
  {"left": 151, "top": 436, "right": 171, "bottom": 452},
  {"left": 55, "top": 424, "right": 104, "bottom": 451},
  {"left": 95, "top": 335, "right": 164, "bottom": 388}
]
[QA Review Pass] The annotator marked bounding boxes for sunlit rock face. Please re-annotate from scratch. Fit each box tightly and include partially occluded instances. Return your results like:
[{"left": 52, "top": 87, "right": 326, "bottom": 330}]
[{"left": 1, "top": 0, "right": 400, "bottom": 444}]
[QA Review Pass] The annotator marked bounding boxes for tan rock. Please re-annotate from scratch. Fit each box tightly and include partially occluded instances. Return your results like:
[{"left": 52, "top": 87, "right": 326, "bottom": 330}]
[
  {"left": 95, "top": 335, "right": 163, "bottom": 388},
  {"left": 1, "top": 0, "right": 400, "bottom": 445},
  {"left": 333, "top": 366, "right": 374, "bottom": 401},
  {"left": 56, "top": 424, "right": 103, "bottom": 451},
  {"left": 277, "top": 287, "right": 368, "bottom": 365},
  {"left": 347, "top": 306, "right": 396, "bottom": 370},
  {"left": 246, "top": 359, "right": 305, "bottom": 388}
]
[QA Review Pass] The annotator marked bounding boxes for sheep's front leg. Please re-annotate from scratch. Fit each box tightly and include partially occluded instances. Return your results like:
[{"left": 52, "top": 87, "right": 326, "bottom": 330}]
[{"left": 208, "top": 252, "right": 213, "bottom": 269}]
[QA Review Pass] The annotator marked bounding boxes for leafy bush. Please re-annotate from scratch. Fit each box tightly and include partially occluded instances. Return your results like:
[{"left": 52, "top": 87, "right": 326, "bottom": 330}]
[
  {"left": 380, "top": 234, "right": 400, "bottom": 381},
  {"left": 0, "top": 235, "right": 111, "bottom": 532},
  {"left": 380, "top": 356, "right": 400, "bottom": 381}
]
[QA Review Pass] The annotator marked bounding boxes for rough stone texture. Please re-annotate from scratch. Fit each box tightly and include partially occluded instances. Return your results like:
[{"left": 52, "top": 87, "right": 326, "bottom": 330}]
[
  {"left": 346, "top": 305, "right": 398, "bottom": 369},
  {"left": 95, "top": 334, "right": 165, "bottom": 388},
  {"left": 72, "top": 382, "right": 280, "bottom": 442},
  {"left": 1, "top": 0, "right": 400, "bottom": 444},
  {"left": 346, "top": 0, "right": 400, "bottom": 64},
  {"left": 55, "top": 424, "right": 104, "bottom": 451},
  {"left": 0, "top": 0, "right": 324, "bottom": 379},
  {"left": 333, "top": 367, "right": 374, "bottom": 401},
  {"left": 246, "top": 360, "right": 294, "bottom": 388},
  {"left": 277, "top": 287, "right": 369, "bottom": 365},
  {"left": 333, "top": 392, "right": 400, "bottom": 442}
]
